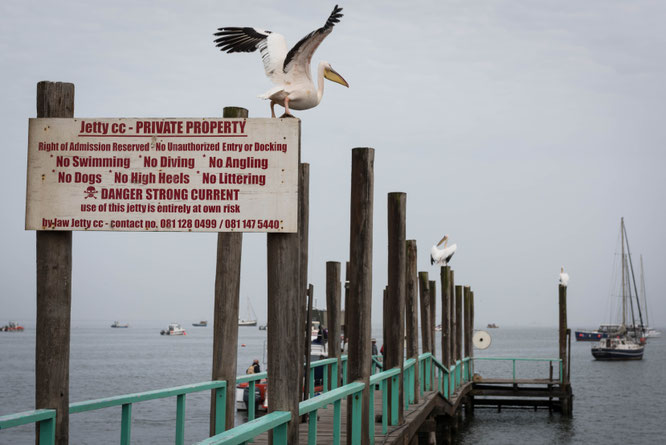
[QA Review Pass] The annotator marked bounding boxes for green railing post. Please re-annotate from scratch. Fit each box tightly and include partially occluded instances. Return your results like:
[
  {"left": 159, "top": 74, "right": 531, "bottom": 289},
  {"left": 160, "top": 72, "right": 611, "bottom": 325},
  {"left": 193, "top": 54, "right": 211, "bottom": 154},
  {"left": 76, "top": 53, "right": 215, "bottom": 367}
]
[
  {"left": 444, "top": 373, "right": 449, "bottom": 399},
  {"left": 512, "top": 359, "right": 516, "bottom": 382},
  {"left": 409, "top": 367, "right": 415, "bottom": 404},
  {"left": 351, "top": 391, "right": 363, "bottom": 445},
  {"left": 176, "top": 394, "right": 186, "bottom": 445},
  {"left": 342, "top": 359, "right": 348, "bottom": 386},
  {"left": 368, "top": 384, "right": 375, "bottom": 445},
  {"left": 323, "top": 364, "right": 329, "bottom": 393},
  {"left": 309, "top": 367, "right": 315, "bottom": 398},
  {"left": 248, "top": 381, "right": 256, "bottom": 421},
  {"left": 120, "top": 403, "right": 132, "bottom": 445},
  {"left": 308, "top": 409, "right": 318, "bottom": 444},
  {"left": 381, "top": 380, "right": 388, "bottom": 434},
  {"left": 39, "top": 416, "right": 56, "bottom": 445},
  {"left": 331, "top": 362, "right": 339, "bottom": 390},
  {"left": 214, "top": 386, "right": 226, "bottom": 435},
  {"left": 273, "top": 422, "right": 288, "bottom": 445},
  {"left": 333, "top": 399, "right": 341, "bottom": 445}
]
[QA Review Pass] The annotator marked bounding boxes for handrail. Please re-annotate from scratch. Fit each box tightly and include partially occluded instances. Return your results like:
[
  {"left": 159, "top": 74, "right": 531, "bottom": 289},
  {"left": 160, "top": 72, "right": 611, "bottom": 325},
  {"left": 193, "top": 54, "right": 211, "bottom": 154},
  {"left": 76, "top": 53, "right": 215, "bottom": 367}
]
[
  {"left": 472, "top": 357, "right": 562, "bottom": 383},
  {"left": 196, "top": 411, "right": 291, "bottom": 445},
  {"left": 70, "top": 380, "right": 228, "bottom": 445},
  {"left": 0, "top": 409, "right": 56, "bottom": 445}
]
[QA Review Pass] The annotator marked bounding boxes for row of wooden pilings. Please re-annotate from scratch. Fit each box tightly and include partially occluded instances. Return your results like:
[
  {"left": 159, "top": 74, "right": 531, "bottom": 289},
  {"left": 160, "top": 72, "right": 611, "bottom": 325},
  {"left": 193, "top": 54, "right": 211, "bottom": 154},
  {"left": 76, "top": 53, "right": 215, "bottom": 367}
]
[{"left": 32, "top": 83, "right": 479, "bottom": 445}]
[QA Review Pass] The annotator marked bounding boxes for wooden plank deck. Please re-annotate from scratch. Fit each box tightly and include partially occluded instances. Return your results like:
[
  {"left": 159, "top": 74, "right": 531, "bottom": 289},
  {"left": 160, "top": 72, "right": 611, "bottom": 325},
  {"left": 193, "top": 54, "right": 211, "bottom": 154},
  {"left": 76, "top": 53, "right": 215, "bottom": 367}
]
[{"left": 249, "top": 377, "right": 471, "bottom": 444}]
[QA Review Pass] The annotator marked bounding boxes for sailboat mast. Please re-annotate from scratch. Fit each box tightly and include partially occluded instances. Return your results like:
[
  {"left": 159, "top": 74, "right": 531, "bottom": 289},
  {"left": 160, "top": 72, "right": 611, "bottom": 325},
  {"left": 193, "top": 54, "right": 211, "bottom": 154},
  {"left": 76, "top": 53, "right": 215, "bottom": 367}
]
[
  {"left": 621, "top": 218, "right": 626, "bottom": 327},
  {"left": 640, "top": 255, "right": 649, "bottom": 328},
  {"left": 622, "top": 222, "right": 645, "bottom": 333}
]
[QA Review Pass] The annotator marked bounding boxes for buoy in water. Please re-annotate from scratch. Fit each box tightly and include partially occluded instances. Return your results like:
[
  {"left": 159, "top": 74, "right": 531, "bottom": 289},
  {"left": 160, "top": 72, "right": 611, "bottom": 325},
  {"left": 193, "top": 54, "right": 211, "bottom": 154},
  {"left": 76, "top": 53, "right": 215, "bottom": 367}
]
[{"left": 241, "top": 343, "right": 246, "bottom": 347}]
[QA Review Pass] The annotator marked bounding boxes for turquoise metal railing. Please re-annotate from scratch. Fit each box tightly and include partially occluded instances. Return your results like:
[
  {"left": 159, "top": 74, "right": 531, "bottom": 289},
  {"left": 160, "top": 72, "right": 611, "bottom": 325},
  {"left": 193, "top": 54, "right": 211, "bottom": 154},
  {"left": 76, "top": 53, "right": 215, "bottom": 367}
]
[
  {"left": 196, "top": 411, "right": 291, "bottom": 445},
  {"left": 69, "top": 380, "right": 227, "bottom": 445},
  {"left": 300, "top": 381, "right": 365, "bottom": 445},
  {"left": 0, "top": 409, "right": 56, "bottom": 445},
  {"left": 2, "top": 353, "right": 489, "bottom": 445},
  {"left": 369, "top": 366, "right": 400, "bottom": 435},
  {"left": 472, "top": 357, "right": 562, "bottom": 383}
]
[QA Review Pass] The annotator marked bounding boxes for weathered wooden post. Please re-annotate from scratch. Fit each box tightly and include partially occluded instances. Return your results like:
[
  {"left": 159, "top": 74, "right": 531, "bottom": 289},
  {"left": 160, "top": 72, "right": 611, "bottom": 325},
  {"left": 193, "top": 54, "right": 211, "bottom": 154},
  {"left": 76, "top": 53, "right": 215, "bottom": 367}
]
[
  {"left": 455, "top": 286, "right": 463, "bottom": 365},
  {"left": 441, "top": 266, "right": 452, "bottom": 370},
  {"left": 266, "top": 120, "right": 302, "bottom": 444},
  {"left": 304, "top": 284, "right": 314, "bottom": 405},
  {"left": 210, "top": 106, "right": 246, "bottom": 433},
  {"left": 386, "top": 192, "right": 406, "bottom": 425},
  {"left": 344, "top": 261, "right": 350, "bottom": 351},
  {"left": 448, "top": 270, "right": 455, "bottom": 367},
  {"left": 347, "top": 147, "right": 374, "bottom": 444},
  {"left": 559, "top": 284, "right": 568, "bottom": 384},
  {"left": 418, "top": 273, "right": 431, "bottom": 354},
  {"left": 35, "top": 81, "right": 74, "bottom": 445},
  {"left": 429, "top": 280, "right": 437, "bottom": 358},
  {"left": 405, "top": 240, "right": 420, "bottom": 403},
  {"left": 299, "top": 163, "right": 310, "bottom": 407},
  {"left": 327, "top": 262, "right": 342, "bottom": 387},
  {"left": 464, "top": 286, "right": 471, "bottom": 360}
]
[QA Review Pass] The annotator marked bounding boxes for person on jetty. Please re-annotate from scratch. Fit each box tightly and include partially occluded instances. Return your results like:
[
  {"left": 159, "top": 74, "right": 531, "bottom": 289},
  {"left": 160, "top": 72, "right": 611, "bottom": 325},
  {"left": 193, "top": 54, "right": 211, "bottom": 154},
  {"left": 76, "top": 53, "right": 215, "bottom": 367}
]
[
  {"left": 247, "top": 359, "right": 260, "bottom": 374},
  {"left": 371, "top": 338, "right": 378, "bottom": 356}
]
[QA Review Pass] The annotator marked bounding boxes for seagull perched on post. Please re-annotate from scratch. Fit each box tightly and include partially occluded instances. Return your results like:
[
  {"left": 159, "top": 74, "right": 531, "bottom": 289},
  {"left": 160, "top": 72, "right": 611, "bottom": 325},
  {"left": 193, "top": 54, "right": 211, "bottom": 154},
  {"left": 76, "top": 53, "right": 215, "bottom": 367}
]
[
  {"left": 559, "top": 267, "right": 569, "bottom": 287},
  {"left": 431, "top": 235, "right": 457, "bottom": 266},
  {"left": 214, "top": 5, "right": 349, "bottom": 118}
]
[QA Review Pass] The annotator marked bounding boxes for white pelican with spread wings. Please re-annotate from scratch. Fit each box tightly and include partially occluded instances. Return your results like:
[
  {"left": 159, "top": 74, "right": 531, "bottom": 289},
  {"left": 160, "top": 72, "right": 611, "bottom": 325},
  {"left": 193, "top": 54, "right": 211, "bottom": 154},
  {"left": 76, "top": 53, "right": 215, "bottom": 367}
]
[
  {"left": 214, "top": 5, "right": 349, "bottom": 117},
  {"left": 431, "top": 235, "right": 457, "bottom": 266}
]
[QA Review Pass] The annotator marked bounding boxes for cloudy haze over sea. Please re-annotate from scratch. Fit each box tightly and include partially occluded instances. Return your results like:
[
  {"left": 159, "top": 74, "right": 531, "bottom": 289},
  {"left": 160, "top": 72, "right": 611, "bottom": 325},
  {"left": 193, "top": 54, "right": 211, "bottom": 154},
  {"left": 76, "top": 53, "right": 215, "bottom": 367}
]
[{"left": 1, "top": 1, "right": 665, "bottom": 329}]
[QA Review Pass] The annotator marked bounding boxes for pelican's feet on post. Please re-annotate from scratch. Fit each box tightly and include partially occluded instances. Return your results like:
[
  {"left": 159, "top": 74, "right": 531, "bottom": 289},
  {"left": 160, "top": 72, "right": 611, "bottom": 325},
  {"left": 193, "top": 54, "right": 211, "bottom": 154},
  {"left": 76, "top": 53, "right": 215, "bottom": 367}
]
[{"left": 279, "top": 113, "right": 296, "bottom": 118}]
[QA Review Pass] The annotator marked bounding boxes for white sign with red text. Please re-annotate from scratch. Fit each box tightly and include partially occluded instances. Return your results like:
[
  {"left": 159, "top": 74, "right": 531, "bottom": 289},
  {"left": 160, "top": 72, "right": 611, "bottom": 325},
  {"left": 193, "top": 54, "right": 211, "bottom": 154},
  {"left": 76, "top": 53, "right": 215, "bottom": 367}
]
[{"left": 26, "top": 118, "right": 299, "bottom": 232}]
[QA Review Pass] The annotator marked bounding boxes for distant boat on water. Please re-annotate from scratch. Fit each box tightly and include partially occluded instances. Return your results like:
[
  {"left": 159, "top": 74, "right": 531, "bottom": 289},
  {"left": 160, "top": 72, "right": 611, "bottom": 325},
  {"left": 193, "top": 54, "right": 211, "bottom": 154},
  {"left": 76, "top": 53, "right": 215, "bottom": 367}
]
[
  {"left": 591, "top": 218, "right": 645, "bottom": 361},
  {"left": 1, "top": 321, "right": 24, "bottom": 332},
  {"left": 192, "top": 321, "right": 208, "bottom": 327},
  {"left": 487, "top": 323, "right": 499, "bottom": 329},
  {"left": 160, "top": 323, "right": 186, "bottom": 336},
  {"left": 239, "top": 298, "right": 257, "bottom": 326},
  {"left": 110, "top": 321, "right": 129, "bottom": 328}
]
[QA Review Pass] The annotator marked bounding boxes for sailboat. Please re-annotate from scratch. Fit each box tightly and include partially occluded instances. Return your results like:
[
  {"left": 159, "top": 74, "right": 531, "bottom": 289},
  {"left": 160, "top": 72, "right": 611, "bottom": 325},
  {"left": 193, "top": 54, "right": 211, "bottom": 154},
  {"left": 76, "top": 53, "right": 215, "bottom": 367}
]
[
  {"left": 239, "top": 298, "right": 257, "bottom": 327},
  {"left": 591, "top": 218, "right": 646, "bottom": 360}
]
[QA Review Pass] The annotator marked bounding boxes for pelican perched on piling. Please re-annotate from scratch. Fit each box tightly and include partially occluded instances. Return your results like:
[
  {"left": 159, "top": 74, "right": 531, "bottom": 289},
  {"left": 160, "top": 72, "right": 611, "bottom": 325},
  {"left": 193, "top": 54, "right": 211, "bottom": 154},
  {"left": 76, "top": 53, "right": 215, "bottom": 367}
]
[
  {"left": 214, "top": 5, "right": 349, "bottom": 118},
  {"left": 431, "top": 235, "right": 457, "bottom": 266},
  {"left": 559, "top": 267, "right": 570, "bottom": 287}
]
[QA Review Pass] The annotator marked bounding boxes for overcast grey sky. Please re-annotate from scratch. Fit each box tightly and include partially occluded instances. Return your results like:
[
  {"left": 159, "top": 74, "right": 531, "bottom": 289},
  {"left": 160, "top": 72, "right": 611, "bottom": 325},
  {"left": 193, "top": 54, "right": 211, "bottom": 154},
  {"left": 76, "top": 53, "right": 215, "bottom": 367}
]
[{"left": 1, "top": 0, "right": 665, "bottom": 329}]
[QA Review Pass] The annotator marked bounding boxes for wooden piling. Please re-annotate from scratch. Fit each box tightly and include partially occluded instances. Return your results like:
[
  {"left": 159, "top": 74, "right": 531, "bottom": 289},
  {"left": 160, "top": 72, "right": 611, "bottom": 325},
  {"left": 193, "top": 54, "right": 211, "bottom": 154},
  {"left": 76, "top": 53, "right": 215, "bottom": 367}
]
[
  {"left": 35, "top": 81, "right": 74, "bottom": 445},
  {"left": 386, "top": 192, "right": 406, "bottom": 425},
  {"left": 304, "top": 284, "right": 314, "bottom": 405},
  {"left": 210, "top": 106, "right": 246, "bottom": 433},
  {"left": 266, "top": 120, "right": 302, "bottom": 444},
  {"left": 346, "top": 147, "right": 374, "bottom": 444},
  {"left": 429, "top": 280, "right": 437, "bottom": 358},
  {"left": 326, "top": 262, "right": 342, "bottom": 386},
  {"left": 463, "top": 287, "right": 471, "bottom": 360},
  {"left": 418, "top": 273, "right": 431, "bottom": 354},
  {"left": 441, "top": 266, "right": 451, "bottom": 370},
  {"left": 448, "top": 270, "right": 455, "bottom": 367},
  {"left": 298, "top": 163, "right": 310, "bottom": 406},
  {"left": 455, "top": 286, "right": 463, "bottom": 363},
  {"left": 559, "top": 284, "right": 568, "bottom": 384},
  {"left": 405, "top": 240, "right": 420, "bottom": 402},
  {"left": 344, "top": 261, "right": 350, "bottom": 350}
]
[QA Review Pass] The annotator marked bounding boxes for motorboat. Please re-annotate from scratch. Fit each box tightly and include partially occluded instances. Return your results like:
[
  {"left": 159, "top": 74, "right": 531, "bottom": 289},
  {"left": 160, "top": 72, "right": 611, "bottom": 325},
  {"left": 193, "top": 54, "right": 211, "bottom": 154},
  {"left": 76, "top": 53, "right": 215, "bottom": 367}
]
[
  {"left": 1, "top": 321, "right": 24, "bottom": 332},
  {"left": 160, "top": 323, "right": 186, "bottom": 336},
  {"left": 591, "top": 337, "right": 644, "bottom": 360},
  {"left": 110, "top": 321, "right": 129, "bottom": 328},
  {"left": 192, "top": 321, "right": 208, "bottom": 327}
]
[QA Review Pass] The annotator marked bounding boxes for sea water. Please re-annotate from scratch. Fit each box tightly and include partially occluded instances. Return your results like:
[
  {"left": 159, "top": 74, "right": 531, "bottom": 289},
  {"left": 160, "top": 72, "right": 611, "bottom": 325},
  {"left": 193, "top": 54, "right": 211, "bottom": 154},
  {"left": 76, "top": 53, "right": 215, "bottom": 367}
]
[{"left": 1, "top": 323, "right": 664, "bottom": 444}]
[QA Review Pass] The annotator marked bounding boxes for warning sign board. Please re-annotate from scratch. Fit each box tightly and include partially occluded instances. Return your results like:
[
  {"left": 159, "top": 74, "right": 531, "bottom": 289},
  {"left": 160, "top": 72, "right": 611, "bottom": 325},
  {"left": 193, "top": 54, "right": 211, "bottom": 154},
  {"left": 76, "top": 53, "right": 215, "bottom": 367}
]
[{"left": 25, "top": 118, "right": 299, "bottom": 232}]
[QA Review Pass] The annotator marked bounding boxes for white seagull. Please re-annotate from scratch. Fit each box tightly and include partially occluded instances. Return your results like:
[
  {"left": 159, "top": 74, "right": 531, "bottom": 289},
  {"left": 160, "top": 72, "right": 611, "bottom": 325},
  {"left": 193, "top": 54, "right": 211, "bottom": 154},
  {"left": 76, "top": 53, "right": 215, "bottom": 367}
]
[
  {"left": 559, "top": 267, "right": 570, "bottom": 287},
  {"left": 431, "top": 235, "right": 457, "bottom": 266},
  {"left": 214, "top": 5, "right": 349, "bottom": 118}
]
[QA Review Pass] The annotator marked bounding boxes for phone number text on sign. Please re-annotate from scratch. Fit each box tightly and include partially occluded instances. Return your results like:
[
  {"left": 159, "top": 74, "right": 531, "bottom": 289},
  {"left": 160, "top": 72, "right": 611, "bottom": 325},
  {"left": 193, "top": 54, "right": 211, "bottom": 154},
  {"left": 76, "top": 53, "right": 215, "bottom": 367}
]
[{"left": 25, "top": 118, "right": 299, "bottom": 233}]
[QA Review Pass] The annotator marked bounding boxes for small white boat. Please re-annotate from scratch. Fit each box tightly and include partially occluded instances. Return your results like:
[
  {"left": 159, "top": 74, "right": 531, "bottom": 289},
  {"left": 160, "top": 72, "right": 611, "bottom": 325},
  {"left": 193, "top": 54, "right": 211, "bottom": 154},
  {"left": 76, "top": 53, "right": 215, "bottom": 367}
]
[
  {"left": 160, "top": 323, "right": 186, "bottom": 336},
  {"left": 111, "top": 321, "right": 129, "bottom": 328},
  {"left": 239, "top": 298, "right": 257, "bottom": 326},
  {"left": 591, "top": 337, "right": 644, "bottom": 360}
]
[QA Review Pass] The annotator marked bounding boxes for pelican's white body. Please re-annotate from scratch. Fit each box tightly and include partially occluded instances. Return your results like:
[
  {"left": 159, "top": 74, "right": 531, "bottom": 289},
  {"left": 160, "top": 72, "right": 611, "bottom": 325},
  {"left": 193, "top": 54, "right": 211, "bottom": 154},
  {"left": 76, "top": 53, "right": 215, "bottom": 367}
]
[{"left": 431, "top": 243, "right": 457, "bottom": 266}]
